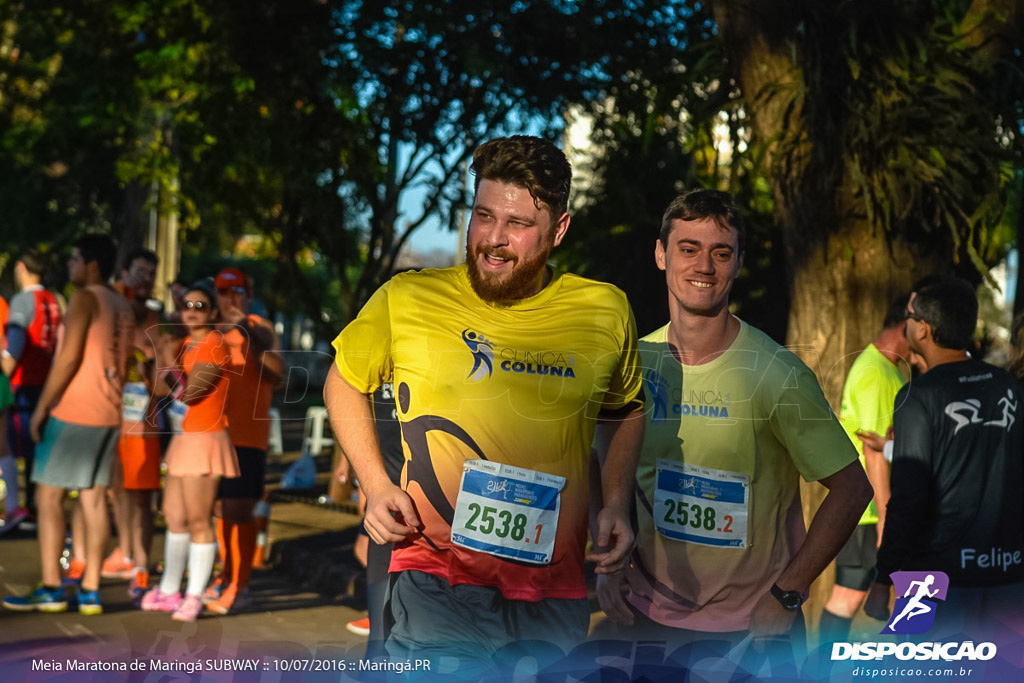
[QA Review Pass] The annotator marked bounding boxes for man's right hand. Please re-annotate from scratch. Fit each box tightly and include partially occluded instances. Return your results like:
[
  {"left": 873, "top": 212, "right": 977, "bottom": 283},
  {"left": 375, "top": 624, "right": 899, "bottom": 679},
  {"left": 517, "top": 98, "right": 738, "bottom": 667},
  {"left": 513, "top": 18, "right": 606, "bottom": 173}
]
[
  {"left": 596, "top": 571, "right": 634, "bottom": 625},
  {"left": 363, "top": 483, "right": 422, "bottom": 544}
]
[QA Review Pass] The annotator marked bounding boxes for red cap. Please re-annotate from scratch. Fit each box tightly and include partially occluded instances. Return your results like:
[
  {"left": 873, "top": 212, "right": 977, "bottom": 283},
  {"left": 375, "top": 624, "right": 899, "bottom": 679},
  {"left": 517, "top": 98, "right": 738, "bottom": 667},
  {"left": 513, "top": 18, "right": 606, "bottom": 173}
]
[{"left": 214, "top": 267, "right": 249, "bottom": 292}]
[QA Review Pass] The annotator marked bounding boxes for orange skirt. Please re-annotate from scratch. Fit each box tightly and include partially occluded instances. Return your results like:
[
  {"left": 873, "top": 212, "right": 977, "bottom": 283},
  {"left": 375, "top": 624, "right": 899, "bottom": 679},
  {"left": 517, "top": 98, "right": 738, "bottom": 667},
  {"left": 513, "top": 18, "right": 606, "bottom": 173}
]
[{"left": 164, "top": 429, "right": 239, "bottom": 478}]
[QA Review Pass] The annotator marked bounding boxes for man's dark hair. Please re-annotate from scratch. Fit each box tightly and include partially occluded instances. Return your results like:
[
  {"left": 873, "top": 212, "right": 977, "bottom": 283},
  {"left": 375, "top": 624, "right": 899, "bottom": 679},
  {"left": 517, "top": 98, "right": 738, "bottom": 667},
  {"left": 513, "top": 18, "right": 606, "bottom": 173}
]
[
  {"left": 75, "top": 234, "right": 118, "bottom": 281},
  {"left": 470, "top": 136, "right": 572, "bottom": 219},
  {"left": 882, "top": 292, "right": 910, "bottom": 329},
  {"left": 124, "top": 248, "right": 158, "bottom": 269},
  {"left": 660, "top": 189, "right": 746, "bottom": 253},
  {"left": 18, "top": 249, "right": 47, "bottom": 276},
  {"left": 911, "top": 275, "right": 977, "bottom": 350}
]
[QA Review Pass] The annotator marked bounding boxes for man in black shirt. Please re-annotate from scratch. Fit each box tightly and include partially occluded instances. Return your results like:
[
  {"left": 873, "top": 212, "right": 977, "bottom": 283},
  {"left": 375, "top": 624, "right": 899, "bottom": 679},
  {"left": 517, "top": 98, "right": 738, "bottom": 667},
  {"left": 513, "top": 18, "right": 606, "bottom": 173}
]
[{"left": 865, "top": 275, "right": 1024, "bottom": 637}]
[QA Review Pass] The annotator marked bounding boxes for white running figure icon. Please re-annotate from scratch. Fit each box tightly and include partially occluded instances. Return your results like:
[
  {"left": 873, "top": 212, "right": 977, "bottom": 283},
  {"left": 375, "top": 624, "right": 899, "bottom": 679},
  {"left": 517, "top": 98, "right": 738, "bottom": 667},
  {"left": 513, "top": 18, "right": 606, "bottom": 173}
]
[{"left": 886, "top": 574, "right": 939, "bottom": 631}]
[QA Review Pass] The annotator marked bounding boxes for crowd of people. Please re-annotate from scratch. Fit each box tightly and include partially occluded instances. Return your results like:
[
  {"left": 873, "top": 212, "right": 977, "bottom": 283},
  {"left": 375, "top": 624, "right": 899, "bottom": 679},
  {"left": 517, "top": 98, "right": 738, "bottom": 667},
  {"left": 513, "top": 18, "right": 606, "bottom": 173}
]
[
  {"left": 0, "top": 236, "right": 281, "bottom": 623},
  {"left": 2, "top": 134, "right": 1022, "bottom": 677}
]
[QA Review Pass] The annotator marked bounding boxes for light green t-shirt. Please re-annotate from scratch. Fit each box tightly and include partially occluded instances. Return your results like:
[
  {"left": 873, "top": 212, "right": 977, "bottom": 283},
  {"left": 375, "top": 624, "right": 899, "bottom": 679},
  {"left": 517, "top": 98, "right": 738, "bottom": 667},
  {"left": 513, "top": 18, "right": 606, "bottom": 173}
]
[
  {"left": 628, "top": 320, "right": 858, "bottom": 631},
  {"left": 839, "top": 342, "right": 905, "bottom": 525}
]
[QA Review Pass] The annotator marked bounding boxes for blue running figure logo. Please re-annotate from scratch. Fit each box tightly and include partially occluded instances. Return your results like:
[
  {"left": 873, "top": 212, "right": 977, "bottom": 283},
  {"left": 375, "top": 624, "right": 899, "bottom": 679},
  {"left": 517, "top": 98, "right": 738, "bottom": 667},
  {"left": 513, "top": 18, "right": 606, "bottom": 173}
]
[
  {"left": 644, "top": 369, "right": 670, "bottom": 424},
  {"left": 463, "top": 329, "right": 494, "bottom": 381},
  {"left": 882, "top": 571, "right": 949, "bottom": 635}
]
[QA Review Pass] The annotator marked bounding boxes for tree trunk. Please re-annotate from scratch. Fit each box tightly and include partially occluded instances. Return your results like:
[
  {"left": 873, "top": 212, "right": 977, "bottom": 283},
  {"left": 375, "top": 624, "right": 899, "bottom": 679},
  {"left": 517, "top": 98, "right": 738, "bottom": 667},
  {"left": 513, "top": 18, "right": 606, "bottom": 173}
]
[{"left": 713, "top": 0, "right": 957, "bottom": 636}]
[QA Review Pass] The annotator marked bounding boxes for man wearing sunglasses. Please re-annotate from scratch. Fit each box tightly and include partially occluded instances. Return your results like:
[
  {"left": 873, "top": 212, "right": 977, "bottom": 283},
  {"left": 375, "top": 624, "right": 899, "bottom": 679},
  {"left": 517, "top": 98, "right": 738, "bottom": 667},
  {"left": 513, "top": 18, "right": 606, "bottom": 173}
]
[{"left": 865, "top": 275, "right": 1024, "bottom": 638}]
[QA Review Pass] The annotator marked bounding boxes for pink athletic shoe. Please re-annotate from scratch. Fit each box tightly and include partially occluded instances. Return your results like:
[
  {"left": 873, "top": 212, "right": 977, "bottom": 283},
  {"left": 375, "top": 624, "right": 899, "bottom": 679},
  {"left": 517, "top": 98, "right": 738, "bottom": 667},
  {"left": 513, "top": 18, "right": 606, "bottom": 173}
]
[
  {"left": 171, "top": 594, "right": 203, "bottom": 622},
  {"left": 140, "top": 587, "right": 181, "bottom": 612}
]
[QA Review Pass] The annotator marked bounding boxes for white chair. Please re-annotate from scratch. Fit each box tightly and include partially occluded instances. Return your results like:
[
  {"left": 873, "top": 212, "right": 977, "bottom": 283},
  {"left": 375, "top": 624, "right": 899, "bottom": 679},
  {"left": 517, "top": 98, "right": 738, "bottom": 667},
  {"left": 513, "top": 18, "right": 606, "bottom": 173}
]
[
  {"left": 267, "top": 407, "right": 283, "bottom": 455},
  {"left": 302, "top": 406, "right": 334, "bottom": 455}
]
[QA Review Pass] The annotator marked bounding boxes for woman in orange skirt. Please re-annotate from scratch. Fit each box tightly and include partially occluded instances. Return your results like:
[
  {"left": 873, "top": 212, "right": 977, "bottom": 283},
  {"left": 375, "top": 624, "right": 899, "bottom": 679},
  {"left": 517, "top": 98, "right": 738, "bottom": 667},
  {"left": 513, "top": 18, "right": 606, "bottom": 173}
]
[{"left": 141, "top": 281, "right": 237, "bottom": 621}]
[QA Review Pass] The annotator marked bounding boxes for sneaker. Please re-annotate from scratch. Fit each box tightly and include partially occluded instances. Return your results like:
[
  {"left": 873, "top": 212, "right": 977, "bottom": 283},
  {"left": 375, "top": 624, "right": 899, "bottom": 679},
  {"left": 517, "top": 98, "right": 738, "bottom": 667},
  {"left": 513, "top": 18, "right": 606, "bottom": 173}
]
[
  {"left": 101, "top": 548, "right": 134, "bottom": 579},
  {"left": 61, "top": 558, "right": 86, "bottom": 587},
  {"left": 77, "top": 588, "right": 103, "bottom": 615},
  {"left": 0, "top": 507, "right": 30, "bottom": 536},
  {"left": 202, "top": 578, "right": 225, "bottom": 604},
  {"left": 171, "top": 594, "right": 203, "bottom": 622},
  {"left": 346, "top": 616, "right": 371, "bottom": 636},
  {"left": 206, "top": 586, "right": 251, "bottom": 615},
  {"left": 128, "top": 568, "right": 150, "bottom": 600},
  {"left": 3, "top": 585, "right": 67, "bottom": 612},
  {"left": 140, "top": 587, "right": 182, "bottom": 612}
]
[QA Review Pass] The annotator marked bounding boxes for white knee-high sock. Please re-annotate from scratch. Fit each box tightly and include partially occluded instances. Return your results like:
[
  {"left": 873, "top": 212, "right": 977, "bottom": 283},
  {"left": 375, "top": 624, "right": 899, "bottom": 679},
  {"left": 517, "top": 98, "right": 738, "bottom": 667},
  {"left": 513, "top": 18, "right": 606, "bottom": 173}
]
[
  {"left": 158, "top": 531, "right": 191, "bottom": 594},
  {"left": 185, "top": 542, "right": 217, "bottom": 597},
  {"left": 0, "top": 456, "right": 18, "bottom": 514}
]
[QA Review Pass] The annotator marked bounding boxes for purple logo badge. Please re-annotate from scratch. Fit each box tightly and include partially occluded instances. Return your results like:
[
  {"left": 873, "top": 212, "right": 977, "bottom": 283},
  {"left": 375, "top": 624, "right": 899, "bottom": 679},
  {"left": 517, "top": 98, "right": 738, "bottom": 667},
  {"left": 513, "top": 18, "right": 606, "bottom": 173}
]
[{"left": 882, "top": 571, "right": 950, "bottom": 635}]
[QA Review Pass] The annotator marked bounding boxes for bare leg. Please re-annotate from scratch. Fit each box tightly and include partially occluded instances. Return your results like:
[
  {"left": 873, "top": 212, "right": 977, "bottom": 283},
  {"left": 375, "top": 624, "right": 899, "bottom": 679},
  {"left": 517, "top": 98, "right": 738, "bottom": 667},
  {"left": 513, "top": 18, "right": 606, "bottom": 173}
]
[
  {"left": 108, "top": 458, "right": 131, "bottom": 559},
  {"left": 77, "top": 486, "right": 110, "bottom": 593},
  {"left": 128, "top": 490, "right": 155, "bottom": 568},
  {"left": 35, "top": 484, "right": 66, "bottom": 588}
]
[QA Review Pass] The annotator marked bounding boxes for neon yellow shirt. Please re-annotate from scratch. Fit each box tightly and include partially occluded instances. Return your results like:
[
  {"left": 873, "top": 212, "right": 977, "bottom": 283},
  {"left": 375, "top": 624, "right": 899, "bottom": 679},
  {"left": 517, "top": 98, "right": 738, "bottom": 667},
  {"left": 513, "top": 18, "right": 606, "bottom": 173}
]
[
  {"left": 839, "top": 342, "right": 905, "bottom": 525},
  {"left": 628, "top": 320, "right": 858, "bottom": 631},
  {"left": 333, "top": 264, "right": 643, "bottom": 601}
]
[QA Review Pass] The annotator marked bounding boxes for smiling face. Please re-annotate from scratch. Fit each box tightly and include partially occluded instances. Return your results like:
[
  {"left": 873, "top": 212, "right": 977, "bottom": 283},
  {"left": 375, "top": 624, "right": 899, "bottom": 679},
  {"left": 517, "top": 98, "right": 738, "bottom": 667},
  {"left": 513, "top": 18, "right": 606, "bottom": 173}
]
[
  {"left": 656, "top": 217, "right": 743, "bottom": 319},
  {"left": 465, "top": 178, "right": 570, "bottom": 301}
]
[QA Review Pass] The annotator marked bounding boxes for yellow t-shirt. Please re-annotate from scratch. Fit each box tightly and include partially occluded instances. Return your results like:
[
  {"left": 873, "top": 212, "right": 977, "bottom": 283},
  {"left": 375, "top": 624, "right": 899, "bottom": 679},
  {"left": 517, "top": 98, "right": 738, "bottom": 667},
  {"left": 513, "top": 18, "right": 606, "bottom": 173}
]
[
  {"left": 839, "top": 343, "right": 905, "bottom": 525},
  {"left": 332, "top": 264, "right": 643, "bottom": 601},
  {"left": 628, "top": 321, "right": 858, "bottom": 631}
]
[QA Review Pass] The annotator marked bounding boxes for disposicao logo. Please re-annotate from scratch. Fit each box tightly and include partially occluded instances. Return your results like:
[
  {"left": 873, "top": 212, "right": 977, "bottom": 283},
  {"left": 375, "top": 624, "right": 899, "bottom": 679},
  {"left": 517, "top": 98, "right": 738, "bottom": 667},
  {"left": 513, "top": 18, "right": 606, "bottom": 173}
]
[
  {"left": 831, "top": 569, "right": 998, "bottom": 663},
  {"left": 883, "top": 570, "right": 949, "bottom": 635}
]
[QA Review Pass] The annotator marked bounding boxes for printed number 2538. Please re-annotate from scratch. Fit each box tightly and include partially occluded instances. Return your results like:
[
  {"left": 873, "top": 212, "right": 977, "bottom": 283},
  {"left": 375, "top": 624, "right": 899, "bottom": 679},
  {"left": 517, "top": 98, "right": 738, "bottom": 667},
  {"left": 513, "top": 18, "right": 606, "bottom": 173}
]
[
  {"left": 464, "top": 503, "right": 543, "bottom": 543},
  {"left": 662, "top": 499, "right": 733, "bottom": 533}
]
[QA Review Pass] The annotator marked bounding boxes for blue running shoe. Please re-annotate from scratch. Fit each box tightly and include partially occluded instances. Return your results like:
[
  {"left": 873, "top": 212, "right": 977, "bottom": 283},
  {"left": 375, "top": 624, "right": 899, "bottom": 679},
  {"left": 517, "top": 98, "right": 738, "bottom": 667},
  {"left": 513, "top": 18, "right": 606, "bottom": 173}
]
[
  {"left": 2, "top": 585, "right": 67, "bottom": 612},
  {"left": 76, "top": 588, "right": 103, "bottom": 615}
]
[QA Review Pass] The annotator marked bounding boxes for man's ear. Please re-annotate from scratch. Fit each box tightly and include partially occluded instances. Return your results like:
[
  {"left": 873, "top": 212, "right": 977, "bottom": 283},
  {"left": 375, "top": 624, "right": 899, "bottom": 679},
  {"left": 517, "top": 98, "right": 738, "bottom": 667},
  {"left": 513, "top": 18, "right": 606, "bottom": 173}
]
[
  {"left": 551, "top": 212, "right": 570, "bottom": 247},
  {"left": 654, "top": 240, "right": 666, "bottom": 271}
]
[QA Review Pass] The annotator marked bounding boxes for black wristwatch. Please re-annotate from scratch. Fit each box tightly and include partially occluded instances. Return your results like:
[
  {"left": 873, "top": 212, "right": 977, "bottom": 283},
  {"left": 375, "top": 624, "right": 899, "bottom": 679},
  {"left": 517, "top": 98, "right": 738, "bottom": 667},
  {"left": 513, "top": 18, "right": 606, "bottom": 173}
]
[{"left": 770, "top": 583, "right": 806, "bottom": 611}]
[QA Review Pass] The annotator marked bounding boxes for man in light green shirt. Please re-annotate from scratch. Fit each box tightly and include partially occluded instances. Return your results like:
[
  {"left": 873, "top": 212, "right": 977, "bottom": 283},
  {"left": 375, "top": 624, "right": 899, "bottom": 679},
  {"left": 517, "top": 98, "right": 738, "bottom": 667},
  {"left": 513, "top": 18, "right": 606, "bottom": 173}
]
[{"left": 820, "top": 296, "right": 909, "bottom": 642}]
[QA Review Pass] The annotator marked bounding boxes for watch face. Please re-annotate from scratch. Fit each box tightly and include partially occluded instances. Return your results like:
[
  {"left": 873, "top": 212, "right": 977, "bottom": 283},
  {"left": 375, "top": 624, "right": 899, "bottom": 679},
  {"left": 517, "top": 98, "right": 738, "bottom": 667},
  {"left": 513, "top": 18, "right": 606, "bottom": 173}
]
[
  {"left": 771, "top": 584, "right": 803, "bottom": 611},
  {"left": 781, "top": 592, "right": 802, "bottom": 610}
]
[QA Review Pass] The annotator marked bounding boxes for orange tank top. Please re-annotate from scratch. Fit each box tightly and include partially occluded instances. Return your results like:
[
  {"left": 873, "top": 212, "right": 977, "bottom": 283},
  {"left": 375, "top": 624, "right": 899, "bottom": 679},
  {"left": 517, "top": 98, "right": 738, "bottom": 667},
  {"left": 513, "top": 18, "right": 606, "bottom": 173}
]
[{"left": 52, "top": 285, "right": 134, "bottom": 427}]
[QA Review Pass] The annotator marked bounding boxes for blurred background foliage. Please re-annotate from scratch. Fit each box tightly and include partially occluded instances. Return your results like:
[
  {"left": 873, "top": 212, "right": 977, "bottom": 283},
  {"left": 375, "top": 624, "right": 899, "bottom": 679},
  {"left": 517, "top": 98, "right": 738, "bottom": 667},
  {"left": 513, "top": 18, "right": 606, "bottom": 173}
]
[{"left": 0, "top": 0, "right": 1020, "bottom": 373}]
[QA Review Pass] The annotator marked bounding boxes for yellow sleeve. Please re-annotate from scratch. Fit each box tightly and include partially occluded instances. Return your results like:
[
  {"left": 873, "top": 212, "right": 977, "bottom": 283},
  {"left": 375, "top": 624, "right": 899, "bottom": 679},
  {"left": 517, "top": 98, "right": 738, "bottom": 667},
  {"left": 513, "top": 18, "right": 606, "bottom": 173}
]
[
  {"left": 601, "top": 302, "right": 645, "bottom": 413},
  {"left": 331, "top": 282, "right": 394, "bottom": 394}
]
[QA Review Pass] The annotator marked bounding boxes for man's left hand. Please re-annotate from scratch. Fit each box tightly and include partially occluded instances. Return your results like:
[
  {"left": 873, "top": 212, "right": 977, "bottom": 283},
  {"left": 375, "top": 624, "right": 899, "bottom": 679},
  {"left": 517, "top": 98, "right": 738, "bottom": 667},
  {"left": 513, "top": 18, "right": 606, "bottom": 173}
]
[
  {"left": 748, "top": 591, "right": 798, "bottom": 637},
  {"left": 586, "top": 506, "right": 634, "bottom": 573}
]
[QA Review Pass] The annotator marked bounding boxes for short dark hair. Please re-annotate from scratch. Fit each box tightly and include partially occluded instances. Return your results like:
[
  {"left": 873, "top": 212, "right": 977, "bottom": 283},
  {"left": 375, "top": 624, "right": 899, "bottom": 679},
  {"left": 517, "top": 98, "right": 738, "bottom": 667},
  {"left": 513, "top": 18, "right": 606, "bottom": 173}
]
[
  {"left": 187, "top": 279, "right": 219, "bottom": 312},
  {"left": 75, "top": 234, "right": 118, "bottom": 281},
  {"left": 882, "top": 292, "right": 910, "bottom": 329},
  {"left": 124, "top": 248, "right": 158, "bottom": 269},
  {"left": 660, "top": 189, "right": 746, "bottom": 253},
  {"left": 18, "top": 249, "right": 47, "bottom": 276},
  {"left": 470, "top": 136, "right": 572, "bottom": 219},
  {"left": 911, "top": 275, "right": 977, "bottom": 350}
]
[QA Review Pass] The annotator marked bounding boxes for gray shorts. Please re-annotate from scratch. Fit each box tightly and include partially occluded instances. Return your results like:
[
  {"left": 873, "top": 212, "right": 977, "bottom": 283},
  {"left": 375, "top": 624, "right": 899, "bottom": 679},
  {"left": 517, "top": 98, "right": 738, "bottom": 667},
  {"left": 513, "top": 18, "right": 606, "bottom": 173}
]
[
  {"left": 835, "top": 524, "right": 878, "bottom": 591},
  {"left": 31, "top": 417, "right": 119, "bottom": 489},
  {"left": 385, "top": 570, "right": 589, "bottom": 679}
]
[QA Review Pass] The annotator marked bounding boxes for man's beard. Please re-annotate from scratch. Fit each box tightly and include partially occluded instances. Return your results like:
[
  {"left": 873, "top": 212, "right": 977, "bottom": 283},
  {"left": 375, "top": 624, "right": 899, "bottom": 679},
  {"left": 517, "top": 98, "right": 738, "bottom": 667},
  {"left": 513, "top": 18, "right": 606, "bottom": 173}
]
[{"left": 466, "top": 241, "right": 552, "bottom": 302}]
